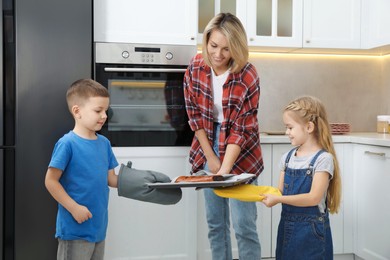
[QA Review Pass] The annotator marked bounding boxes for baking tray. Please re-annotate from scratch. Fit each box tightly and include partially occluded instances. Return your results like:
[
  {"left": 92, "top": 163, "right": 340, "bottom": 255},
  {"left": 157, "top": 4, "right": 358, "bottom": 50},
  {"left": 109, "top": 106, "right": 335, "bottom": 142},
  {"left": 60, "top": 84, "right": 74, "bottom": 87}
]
[{"left": 147, "top": 173, "right": 256, "bottom": 189}]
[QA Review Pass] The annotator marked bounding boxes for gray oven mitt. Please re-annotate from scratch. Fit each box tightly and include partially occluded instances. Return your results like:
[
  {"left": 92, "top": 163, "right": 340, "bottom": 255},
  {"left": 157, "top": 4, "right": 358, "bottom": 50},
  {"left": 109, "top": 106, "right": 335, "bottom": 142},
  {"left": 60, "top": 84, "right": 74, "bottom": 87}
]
[{"left": 117, "top": 161, "right": 182, "bottom": 205}]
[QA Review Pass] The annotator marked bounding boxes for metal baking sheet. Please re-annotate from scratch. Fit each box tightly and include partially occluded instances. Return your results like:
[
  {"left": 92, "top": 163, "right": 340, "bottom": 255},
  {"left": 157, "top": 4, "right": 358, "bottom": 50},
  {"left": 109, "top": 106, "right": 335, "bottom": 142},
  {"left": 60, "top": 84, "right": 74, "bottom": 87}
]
[{"left": 147, "top": 173, "right": 256, "bottom": 189}]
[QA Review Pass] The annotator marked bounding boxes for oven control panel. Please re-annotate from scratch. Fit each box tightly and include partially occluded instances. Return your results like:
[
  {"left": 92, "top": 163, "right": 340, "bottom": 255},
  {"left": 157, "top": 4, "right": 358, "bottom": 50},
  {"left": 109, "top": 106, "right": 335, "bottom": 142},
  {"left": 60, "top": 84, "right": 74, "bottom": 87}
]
[{"left": 95, "top": 42, "right": 196, "bottom": 65}]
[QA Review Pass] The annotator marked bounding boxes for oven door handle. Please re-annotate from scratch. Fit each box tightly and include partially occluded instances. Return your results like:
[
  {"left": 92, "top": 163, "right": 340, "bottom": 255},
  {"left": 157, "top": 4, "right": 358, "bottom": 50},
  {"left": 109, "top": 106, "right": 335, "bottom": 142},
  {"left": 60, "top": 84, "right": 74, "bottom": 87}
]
[{"left": 104, "top": 67, "right": 187, "bottom": 73}]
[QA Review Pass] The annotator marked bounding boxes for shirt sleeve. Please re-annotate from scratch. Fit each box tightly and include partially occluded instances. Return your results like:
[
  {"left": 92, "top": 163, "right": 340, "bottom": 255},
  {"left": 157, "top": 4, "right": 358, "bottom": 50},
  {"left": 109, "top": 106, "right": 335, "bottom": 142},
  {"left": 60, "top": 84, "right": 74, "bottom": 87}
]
[
  {"left": 48, "top": 140, "right": 71, "bottom": 171},
  {"left": 314, "top": 152, "right": 335, "bottom": 179},
  {"left": 183, "top": 57, "right": 204, "bottom": 131},
  {"left": 226, "top": 64, "right": 260, "bottom": 147},
  {"left": 278, "top": 152, "right": 288, "bottom": 172},
  {"left": 107, "top": 146, "right": 119, "bottom": 170}
]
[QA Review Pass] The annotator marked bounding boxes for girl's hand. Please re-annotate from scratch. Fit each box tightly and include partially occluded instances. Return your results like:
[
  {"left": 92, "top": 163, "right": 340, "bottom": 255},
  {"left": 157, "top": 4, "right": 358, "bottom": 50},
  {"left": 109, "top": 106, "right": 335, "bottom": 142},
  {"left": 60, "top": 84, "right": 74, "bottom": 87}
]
[
  {"left": 71, "top": 204, "right": 93, "bottom": 224},
  {"left": 261, "top": 194, "right": 280, "bottom": 208}
]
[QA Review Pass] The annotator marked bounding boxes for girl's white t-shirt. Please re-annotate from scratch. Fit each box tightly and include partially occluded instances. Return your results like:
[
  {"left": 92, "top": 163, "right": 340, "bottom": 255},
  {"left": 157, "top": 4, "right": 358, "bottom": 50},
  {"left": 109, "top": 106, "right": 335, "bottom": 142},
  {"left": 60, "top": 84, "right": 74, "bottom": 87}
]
[{"left": 211, "top": 69, "right": 229, "bottom": 123}]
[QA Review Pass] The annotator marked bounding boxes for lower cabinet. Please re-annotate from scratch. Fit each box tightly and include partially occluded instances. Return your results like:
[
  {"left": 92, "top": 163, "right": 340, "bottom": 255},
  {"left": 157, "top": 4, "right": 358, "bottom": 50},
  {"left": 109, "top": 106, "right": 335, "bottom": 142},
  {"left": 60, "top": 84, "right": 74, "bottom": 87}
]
[
  {"left": 105, "top": 147, "right": 197, "bottom": 260},
  {"left": 353, "top": 144, "right": 390, "bottom": 260},
  {"left": 102, "top": 142, "right": 379, "bottom": 259}
]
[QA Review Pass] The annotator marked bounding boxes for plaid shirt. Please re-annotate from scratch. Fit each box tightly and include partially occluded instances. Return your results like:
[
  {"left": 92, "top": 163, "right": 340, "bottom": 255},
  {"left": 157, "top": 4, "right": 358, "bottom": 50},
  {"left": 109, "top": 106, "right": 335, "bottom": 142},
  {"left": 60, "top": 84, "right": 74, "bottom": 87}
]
[{"left": 184, "top": 54, "right": 264, "bottom": 177}]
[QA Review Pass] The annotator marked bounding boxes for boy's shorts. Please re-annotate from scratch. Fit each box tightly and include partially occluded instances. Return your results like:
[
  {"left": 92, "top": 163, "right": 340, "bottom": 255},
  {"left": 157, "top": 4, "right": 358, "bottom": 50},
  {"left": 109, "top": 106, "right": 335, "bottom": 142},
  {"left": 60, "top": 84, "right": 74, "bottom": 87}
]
[{"left": 57, "top": 239, "right": 105, "bottom": 260}]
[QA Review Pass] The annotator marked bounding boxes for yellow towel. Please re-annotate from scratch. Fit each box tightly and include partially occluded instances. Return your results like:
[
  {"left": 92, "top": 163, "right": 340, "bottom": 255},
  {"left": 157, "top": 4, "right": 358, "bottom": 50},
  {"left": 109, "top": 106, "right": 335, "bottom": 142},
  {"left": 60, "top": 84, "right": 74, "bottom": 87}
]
[{"left": 214, "top": 184, "right": 281, "bottom": 202}]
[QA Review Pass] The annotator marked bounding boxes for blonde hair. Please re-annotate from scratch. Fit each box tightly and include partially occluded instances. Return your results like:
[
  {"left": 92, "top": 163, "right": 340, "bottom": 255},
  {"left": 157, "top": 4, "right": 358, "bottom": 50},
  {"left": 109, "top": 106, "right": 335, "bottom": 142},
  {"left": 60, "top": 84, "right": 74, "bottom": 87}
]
[
  {"left": 66, "top": 79, "right": 109, "bottom": 113},
  {"left": 202, "top": 13, "right": 248, "bottom": 73},
  {"left": 284, "top": 96, "right": 341, "bottom": 214}
]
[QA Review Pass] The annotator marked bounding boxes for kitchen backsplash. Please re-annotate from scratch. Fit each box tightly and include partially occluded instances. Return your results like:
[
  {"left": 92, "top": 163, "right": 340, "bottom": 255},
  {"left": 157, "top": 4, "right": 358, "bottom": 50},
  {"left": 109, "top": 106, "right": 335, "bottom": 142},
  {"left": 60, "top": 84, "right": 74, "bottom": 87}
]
[{"left": 249, "top": 53, "right": 390, "bottom": 132}]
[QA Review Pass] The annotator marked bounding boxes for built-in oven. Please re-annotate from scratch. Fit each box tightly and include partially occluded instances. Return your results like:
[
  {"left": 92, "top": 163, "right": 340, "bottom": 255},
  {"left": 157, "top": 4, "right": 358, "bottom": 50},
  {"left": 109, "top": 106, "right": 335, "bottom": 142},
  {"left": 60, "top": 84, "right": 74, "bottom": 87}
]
[{"left": 94, "top": 43, "right": 196, "bottom": 146}]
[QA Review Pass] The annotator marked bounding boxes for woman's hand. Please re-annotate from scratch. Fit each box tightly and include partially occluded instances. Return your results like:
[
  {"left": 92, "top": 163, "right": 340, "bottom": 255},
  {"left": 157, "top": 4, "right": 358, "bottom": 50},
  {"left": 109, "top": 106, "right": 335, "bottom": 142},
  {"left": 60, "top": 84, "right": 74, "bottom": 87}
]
[{"left": 207, "top": 154, "right": 221, "bottom": 174}]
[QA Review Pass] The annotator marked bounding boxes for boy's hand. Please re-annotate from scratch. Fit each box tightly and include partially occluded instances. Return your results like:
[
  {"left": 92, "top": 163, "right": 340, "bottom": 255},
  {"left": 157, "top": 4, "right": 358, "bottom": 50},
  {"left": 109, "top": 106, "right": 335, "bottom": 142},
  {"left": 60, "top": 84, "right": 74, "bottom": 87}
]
[{"left": 71, "top": 204, "right": 93, "bottom": 224}]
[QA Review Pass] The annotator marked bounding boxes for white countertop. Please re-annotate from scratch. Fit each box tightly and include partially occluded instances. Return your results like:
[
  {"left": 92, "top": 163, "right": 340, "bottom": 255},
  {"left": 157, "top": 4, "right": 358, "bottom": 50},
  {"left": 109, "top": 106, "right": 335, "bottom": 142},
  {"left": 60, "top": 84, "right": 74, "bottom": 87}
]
[{"left": 260, "top": 132, "right": 390, "bottom": 147}]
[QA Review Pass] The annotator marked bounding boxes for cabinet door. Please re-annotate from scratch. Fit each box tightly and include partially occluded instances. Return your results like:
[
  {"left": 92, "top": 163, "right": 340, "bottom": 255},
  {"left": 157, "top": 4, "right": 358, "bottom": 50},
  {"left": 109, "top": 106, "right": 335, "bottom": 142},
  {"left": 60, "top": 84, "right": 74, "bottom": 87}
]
[
  {"left": 94, "top": 0, "right": 197, "bottom": 45},
  {"left": 256, "top": 144, "right": 273, "bottom": 258},
  {"left": 105, "top": 147, "right": 197, "bottom": 260},
  {"left": 271, "top": 144, "right": 292, "bottom": 257},
  {"left": 246, "top": 0, "right": 303, "bottom": 49},
  {"left": 197, "top": 0, "right": 246, "bottom": 43},
  {"left": 330, "top": 144, "right": 345, "bottom": 254},
  {"left": 354, "top": 145, "right": 390, "bottom": 260},
  {"left": 196, "top": 144, "right": 272, "bottom": 259},
  {"left": 303, "top": 0, "right": 361, "bottom": 49},
  {"left": 361, "top": 0, "right": 390, "bottom": 49}
]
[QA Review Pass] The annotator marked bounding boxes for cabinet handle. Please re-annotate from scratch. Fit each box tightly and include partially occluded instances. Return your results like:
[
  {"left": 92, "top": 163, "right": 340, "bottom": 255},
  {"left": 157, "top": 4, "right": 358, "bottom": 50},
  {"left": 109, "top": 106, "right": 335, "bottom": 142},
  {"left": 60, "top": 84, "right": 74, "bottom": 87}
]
[{"left": 364, "top": 151, "right": 386, "bottom": 157}]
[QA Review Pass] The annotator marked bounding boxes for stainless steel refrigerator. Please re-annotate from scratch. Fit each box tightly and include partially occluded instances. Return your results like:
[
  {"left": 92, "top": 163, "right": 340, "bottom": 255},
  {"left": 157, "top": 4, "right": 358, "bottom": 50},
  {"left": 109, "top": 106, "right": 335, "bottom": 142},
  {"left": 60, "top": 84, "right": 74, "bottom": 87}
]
[{"left": 1, "top": 0, "right": 92, "bottom": 259}]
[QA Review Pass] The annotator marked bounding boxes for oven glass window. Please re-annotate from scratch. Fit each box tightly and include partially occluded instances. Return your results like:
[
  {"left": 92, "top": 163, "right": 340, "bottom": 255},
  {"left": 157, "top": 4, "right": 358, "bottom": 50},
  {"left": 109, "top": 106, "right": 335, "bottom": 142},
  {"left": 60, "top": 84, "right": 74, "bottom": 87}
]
[
  {"left": 108, "top": 79, "right": 186, "bottom": 132},
  {"left": 95, "top": 64, "right": 193, "bottom": 146}
]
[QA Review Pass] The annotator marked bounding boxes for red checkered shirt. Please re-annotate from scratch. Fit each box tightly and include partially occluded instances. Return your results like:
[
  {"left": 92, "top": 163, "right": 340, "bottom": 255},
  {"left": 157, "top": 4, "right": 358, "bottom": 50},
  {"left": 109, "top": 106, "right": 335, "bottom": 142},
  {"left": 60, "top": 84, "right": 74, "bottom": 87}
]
[{"left": 184, "top": 53, "right": 264, "bottom": 177}]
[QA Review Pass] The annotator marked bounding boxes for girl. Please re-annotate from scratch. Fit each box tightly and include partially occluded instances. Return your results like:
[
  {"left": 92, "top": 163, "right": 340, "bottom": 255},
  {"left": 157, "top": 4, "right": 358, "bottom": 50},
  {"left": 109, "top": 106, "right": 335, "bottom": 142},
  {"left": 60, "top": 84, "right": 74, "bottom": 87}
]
[
  {"left": 184, "top": 13, "right": 263, "bottom": 260},
  {"left": 262, "top": 96, "right": 341, "bottom": 260}
]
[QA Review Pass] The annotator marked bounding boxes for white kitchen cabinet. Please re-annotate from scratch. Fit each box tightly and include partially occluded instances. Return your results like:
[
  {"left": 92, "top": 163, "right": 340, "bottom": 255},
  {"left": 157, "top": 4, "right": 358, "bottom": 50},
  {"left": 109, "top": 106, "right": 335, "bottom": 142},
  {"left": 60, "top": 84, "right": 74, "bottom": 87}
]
[
  {"left": 197, "top": 0, "right": 246, "bottom": 43},
  {"left": 339, "top": 143, "right": 354, "bottom": 254},
  {"left": 303, "top": 0, "right": 361, "bottom": 49},
  {"left": 105, "top": 147, "right": 197, "bottom": 260},
  {"left": 245, "top": 0, "right": 303, "bottom": 49},
  {"left": 270, "top": 143, "right": 290, "bottom": 257},
  {"left": 271, "top": 143, "right": 352, "bottom": 257},
  {"left": 361, "top": 0, "right": 390, "bottom": 49},
  {"left": 197, "top": 0, "right": 303, "bottom": 50},
  {"left": 353, "top": 144, "right": 390, "bottom": 260},
  {"left": 94, "top": 0, "right": 197, "bottom": 45},
  {"left": 196, "top": 144, "right": 272, "bottom": 259}
]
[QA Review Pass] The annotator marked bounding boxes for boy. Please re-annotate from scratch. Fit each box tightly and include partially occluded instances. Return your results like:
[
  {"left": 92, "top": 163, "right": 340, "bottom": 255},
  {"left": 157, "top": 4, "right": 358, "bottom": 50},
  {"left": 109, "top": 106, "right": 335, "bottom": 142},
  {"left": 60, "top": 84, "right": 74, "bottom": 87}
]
[{"left": 45, "top": 79, "right": 118, "bottom": 260}]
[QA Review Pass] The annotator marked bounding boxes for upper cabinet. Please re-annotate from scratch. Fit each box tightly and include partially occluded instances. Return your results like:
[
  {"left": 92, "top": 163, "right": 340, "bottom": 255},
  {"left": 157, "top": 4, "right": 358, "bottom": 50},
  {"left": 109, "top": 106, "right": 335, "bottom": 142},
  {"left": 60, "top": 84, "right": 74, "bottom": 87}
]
[
  {"left": 361, "top": 0, "right": 390, "bottom": 50},
  {"left": 197, "top": 0, "right": 303, "bottom": 51},
  {"left": 302, "top": 0, "right": 361, "bottom": 49},
  {"left": 94, "top": 0, "right": 389, "bottom": 52},
  {"left": 246, "top": 0, "right": 303, "bottom": 49},
  {"left": 94, "top": 0, "right": 198, "bottom": 45},
  {"left": 197, "top": 0, "right": 246, "bottom": 43}
]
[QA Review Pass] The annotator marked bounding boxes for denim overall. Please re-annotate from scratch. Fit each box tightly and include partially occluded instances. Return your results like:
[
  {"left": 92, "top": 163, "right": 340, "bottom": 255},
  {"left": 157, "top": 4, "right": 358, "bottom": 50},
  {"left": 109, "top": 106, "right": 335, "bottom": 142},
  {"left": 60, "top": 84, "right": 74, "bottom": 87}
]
[{"left": 276, "top": 148, "right": 333, "bottom": 260}]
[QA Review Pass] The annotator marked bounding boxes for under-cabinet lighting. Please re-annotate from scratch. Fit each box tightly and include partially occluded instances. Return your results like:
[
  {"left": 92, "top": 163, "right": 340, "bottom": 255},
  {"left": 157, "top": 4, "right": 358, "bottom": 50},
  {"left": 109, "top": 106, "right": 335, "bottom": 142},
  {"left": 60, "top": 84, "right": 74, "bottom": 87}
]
[
  {"left": 248, "top": 52, "right": 385, "bottom": 59},
  {"left": 197, "top": 48, "right": 389, "bottom": 59}
]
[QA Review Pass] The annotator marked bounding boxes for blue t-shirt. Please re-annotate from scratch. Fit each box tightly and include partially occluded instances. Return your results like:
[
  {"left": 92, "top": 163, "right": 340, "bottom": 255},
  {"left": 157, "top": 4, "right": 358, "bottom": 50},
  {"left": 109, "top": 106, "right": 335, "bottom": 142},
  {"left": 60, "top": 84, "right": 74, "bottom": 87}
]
[{"left": 49, "top": 131, "right": 118, "bottom": 242}]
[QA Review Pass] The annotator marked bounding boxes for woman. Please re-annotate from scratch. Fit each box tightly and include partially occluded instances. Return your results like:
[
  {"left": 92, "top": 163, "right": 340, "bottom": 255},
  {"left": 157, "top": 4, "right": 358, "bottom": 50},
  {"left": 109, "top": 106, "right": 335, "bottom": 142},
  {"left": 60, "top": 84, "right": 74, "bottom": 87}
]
[{"left": 184, "top": 13, "right": 264, "bottom": 260}]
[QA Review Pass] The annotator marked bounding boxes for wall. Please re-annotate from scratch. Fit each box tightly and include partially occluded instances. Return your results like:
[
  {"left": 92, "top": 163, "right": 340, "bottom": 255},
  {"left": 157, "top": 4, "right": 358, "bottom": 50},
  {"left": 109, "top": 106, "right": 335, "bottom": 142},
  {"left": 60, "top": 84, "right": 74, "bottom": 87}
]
[
  {"left": 383, "top": 55, "right": 390, "bottom": 113},
  {"left": 249, "top": 53, "right": 387, "bottom": 132}
]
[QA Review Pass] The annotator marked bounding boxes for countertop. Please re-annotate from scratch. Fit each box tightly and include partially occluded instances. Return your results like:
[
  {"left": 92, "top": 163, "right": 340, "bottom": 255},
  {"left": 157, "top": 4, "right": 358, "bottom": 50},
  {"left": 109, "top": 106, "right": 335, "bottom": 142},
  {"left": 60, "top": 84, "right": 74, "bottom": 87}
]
[{"left": 260, "top": 132, "right": 390, "bottom": 147}]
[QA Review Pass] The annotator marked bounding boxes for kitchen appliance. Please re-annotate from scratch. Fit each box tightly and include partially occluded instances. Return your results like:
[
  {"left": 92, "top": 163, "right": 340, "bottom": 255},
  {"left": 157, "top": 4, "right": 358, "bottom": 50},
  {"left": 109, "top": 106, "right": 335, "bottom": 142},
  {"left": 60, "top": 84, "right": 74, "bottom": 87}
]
[
  {"left": 376, "top": 115, "right": 390, "bottom": 133},
  {"left": 94, "top": 42, "right": 196, "bottom": 146},
  {"left": 1, "top": 0, "right": 92, "bottom": 259}
]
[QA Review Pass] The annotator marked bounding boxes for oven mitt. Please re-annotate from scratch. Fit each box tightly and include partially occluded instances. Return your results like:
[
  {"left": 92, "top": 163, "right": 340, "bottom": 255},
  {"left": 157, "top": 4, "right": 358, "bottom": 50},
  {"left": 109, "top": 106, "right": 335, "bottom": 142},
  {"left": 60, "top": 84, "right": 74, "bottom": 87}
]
[
  {"left": 117, "top": 161, "right": 182, "bottom": 205},
  {"left": 213, "top": 184, "right": 281, "bottom": 202}
]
